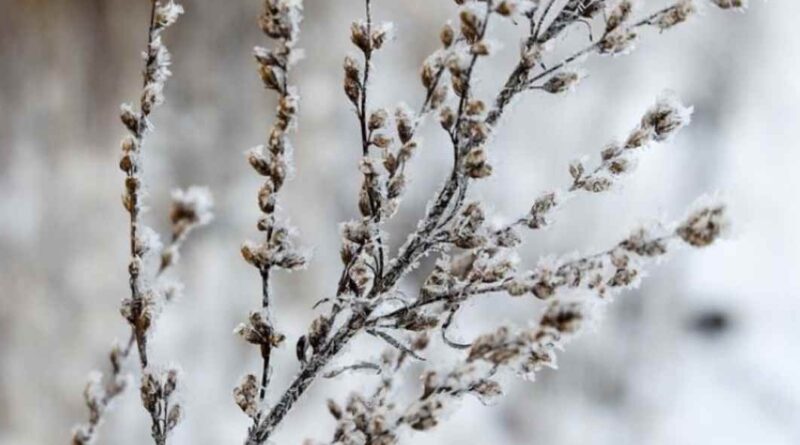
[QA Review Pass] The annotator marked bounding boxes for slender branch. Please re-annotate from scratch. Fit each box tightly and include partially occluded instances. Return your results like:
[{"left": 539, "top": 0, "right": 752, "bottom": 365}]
[{"left": 128, "top": 0, "right": 160, "bottom": 371}]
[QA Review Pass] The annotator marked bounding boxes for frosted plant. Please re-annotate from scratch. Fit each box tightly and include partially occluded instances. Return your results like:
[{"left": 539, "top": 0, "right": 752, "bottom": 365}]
[
  {"left": 236, "top": 1, "right": 738, "bottom": 445},
  {"left": 71, "top": 2, "right": 212, "bottom": 445},
  {"left": 71, "top": 0, "right": 743, "bottom": 444}
]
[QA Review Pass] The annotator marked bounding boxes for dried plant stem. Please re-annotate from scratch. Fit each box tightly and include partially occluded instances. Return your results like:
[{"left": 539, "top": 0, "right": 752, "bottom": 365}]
[
  {"left": 127, "top": 0, "right": 159, "bottom": 371},
  {"left": 490, "top": 4, "right": 681, "bottom": 126},
  {"left": 73, "top": 1, "right": 201, "bottom": 444},
  {"left": 258, "top": 267, "right": 273, "bottom": 401},
  {"left": 357, "top": 0, "right": 387, "bottom": 278}
]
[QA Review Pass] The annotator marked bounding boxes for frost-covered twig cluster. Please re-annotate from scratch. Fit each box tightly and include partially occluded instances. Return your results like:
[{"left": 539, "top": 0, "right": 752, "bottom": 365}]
[
  {"left": 72, "top": 2, "right": 212, "bottom": 445},
  {"left": 72, "top": 0, "right": 742, "bottom": 444}
]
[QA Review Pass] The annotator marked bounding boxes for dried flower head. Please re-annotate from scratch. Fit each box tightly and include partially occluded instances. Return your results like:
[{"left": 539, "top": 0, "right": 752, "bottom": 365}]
[
  {"left": 655, "top": 0, "right": 696, "bottom": 30},
  {"left": 233, "top": 374, "right": 261, "bottom": 418},
  {"left": 154, "top": 1, "right": 184, "bottom": 30},
  {"left": 677, "top": 201, "right": 729, "bottom": 247},
  {"left": 169, "top": 186, "right": 214, "bottom": 235},
  {"left": 542, "top": 69, "right": 585, "bottom": 94},
  {"left": 641, "top": 91, "right": 693, "bottom": 141}
]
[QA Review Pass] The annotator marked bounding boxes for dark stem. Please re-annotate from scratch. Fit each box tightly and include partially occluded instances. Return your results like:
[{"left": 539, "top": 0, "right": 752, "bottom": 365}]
[
  {"left": 258, "top": 266, "right": 273, "bottom": 401},
  {"left": 355, "top": 0, "right": 387, "bottom": 281},
  {"left": 129, "top": 0, "right": 159, "bottom": 371}
]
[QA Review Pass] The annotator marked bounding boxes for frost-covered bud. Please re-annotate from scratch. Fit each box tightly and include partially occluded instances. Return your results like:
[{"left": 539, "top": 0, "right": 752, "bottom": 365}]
[
  {"left": 607, "top": 259, "right": 639, "bottom": 288},
  {"left": 580, "top": 176, "right": 613, "bottom": 193},
  {"left": 459, "top": 9, "right": 482, "bottom": 43},
  {"left": 464, "top": 147, "right": 492, "bottom": 179},
  {"left": 349, "top": 260, "right": 374, "bottom": 295},
  {"left": 368, "top": 109, "right": 388, "bottom": 131},
  {"left": 495, "top": 1, "right": 514, "bottom": 16},
  {"left": 253, "top": 46, "right": 282, "bottom": 67},
  {"left": 457, "top": 202, "right": 485, "bottom": 234},
  {"left": 371, "top": 22, "right": 394, "bottom": 50},
  {"left": 82, "top": 371, "right": 105, "bottom": 423},
  {"left": 350, "top": 20, "right": 371, "bottom": 52},
  {"left": 120, "top": 292, "right": 155, "bottom": 335},
  {"left": 257, "top": 0, "right": 302, "bottom": 40},
  {"left": 625, "top": 127, "right": 652, "bottom": 149},
  {"left": 465, "top": 99, "right": 485, "bottom": 116},
  {"left": 440, "top": 23, "right": 455, "bottom": 48},
  {"left": 677, "top": 202, "right": 728, "bottom": 247},
  {"left": 121, "top": 136, "right": 137, "bottom": 154},
  {"left": 521, "top": 43, "right": 542, "bottom": 69},
  {"left": 233, "top": 374, "right": 260, "bottom": 418},
  {"left": 234, "top": 310, "right": 285, "bottom": 347},
  {"left": 542, "top": 70, "right": 584, "bottom": 94},
  {"left": 493, "top": 226, "right": 522, "bottom": 248},
  {"left": 371, "top": 133, "right": 393, "bottom": 149},
  {"left": 711, "top": 0, "right": 747, "bottom": 10},
  {"left": 259, "top": 64, "right": 283, "bottom": 91},
  {"left": 163, "top": 368, "right": 180, "bottom": 397},
  {"left": 504, "top": 279, "right": 532, "bottom": 296},
  {"left": 655, "top": 0, "right": 695, "bottom": 30},
  {"left": 387, "top": 174, "right": 406, "bottom": 199},
  {"left": 599, "top": 29, "right": 638, "bottom": 55},
  {"left": 607, "top": 155, "right": 635, "bottom": 175},
  {"left": 258, "top": 180, "right": 276, "bottom": 213},
  {"left": 140, "top": 372, "right": 161, "bottom": 414},
  {"left": 471, "top": 379, "right": 503, "bottom": 404},
  {"left": 470, "top": 41, "right": 492, "bottom": 56},
  {"left": 278, "top": 93, "right": 298, "bottom": 120},
  {"left": 404, "top": 398, "right": 444, "bottom": 431},
  {"left": 420, "top": 59, "right": 439, "bottom": 91},
  {"left": 166, "top": 404, "right": 182, "bottom": 431},
  {"left": 620, "top": 228, "right": 668, "bottom": 257},
  {"left": 119, "top": 152, "right": 136, "bottom": 173},
  {"left": 606, "top": 0, "right": 633, "bottom": 32},
  {"left": 343, "top": 56, "right": 361, "bottom": 104},
  {"left": 495, "top": 0, "right": 533, "bottom": 16},
  {"left": 439, "top": 106, "right": 456, "bottom": 131},
  {"left": 539, "top": 301, "right": 584, "bottom": 335},
  {"left": 247, "top": 145, "right": 273, "bottom": 176},
  {"left": 641, "top": 92, "right": 693, "bottom": 141},
  {"left": 308, "top": 315, "right": 331, "bottom": 353},
  {"left": 169, "top": 186, "right": 214, "bottom": 235},
  {"left": 120, "top": 104, "right": 140, "bottom": 134},
  {"left": 274, "top": 249, "right": 308, "bottom": 271},
  {"left": 468, "top": 326, "right": 516, "bottom": 364},
  {"left": 528, "top": 191, "right": 559, "bottom": 229},
  {"left": 141, "top": 83, "right": 165, "bottom": 114},
  {"left": 395, "top": 104, "right": 415, "bottom": 144},
  {"left": 398, "top": 141, "right": 417, "bottom": 162},
  {"left": 154, "top": 1, "right": 184, "bottom": 29},
  {"left": 532, "top": 275, "right": 556, "bottom": 299},
  {"left": 134, "top": 225, "right": 162, "bottom": 258},
  {"left": 241, "top": 240, "right": 270, "bottom": 268}
]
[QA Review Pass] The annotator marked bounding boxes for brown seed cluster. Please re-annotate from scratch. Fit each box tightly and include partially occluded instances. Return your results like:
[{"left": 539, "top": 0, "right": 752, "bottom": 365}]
[
  {"left": 571, "top": 92, "right": 693, "bottom": 193},
  {"left": 677, "top": 203, "right": 728, "bottom": 247},
  {"left": 140, "top": 368, "right": 183, "bottom": 443}
]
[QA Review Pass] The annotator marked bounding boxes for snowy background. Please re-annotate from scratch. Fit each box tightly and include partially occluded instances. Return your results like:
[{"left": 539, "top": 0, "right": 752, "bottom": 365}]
[{"left": 1, "top": 0, "right": 798, "bottom": 444}]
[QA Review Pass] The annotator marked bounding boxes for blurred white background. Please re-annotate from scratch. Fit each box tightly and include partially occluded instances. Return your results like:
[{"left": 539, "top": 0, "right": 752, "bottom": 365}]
[{"left": 1, "top": 0, "right": 798, "bottom": 444}]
